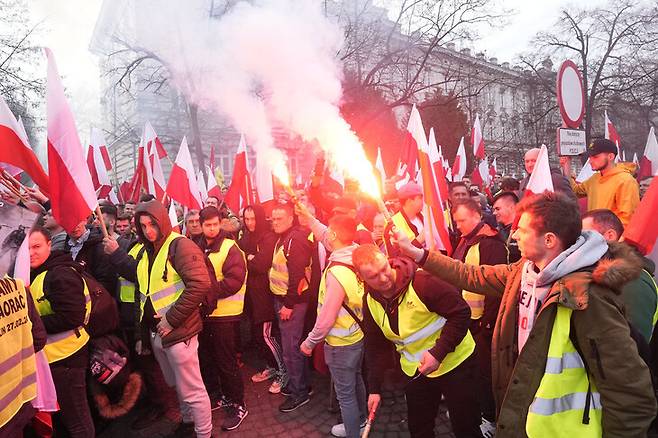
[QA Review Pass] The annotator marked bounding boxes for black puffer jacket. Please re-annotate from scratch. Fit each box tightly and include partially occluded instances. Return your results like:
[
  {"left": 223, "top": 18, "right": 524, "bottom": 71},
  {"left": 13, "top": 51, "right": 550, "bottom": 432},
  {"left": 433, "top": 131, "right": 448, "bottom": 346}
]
[
  {"left": 65, "top": 226, "right": 118, "bottom": 297},
  {"left": 239, "top": 205, "right": 277, "bottom": 323},
  {"left": 30, "top": 250, "right": 89, "bottom": 368},
  {"left": 109, "top": 200, "right": 211, "bottom": 348}
]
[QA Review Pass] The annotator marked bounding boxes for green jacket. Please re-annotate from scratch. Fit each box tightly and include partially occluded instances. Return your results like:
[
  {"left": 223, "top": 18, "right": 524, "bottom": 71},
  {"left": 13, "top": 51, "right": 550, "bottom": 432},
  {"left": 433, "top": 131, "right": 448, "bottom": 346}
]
[
  {"left": 421, "top": 241, "right": 657, "bottom": 438},
  {"left": 621, "top": 256, "right": 657, "bottom": 343}
]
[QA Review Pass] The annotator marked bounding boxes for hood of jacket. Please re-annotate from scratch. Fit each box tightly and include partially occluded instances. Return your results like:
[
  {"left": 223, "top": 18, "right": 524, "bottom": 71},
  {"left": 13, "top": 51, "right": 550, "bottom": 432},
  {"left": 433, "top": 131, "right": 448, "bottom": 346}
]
[
  {"left": 592, "top": 240, "right": 645, "bottom": 292},
  {"left": 367, "top": 256, "right": 417, "bottom": 308},
  {"left": 328, "top": 244, "right": 358, "bottom": 265},
  {"left": 134, "top": 200, "right": 172, "bottom": 251},
  {"left": 599, "top": 162, "right": 637, "bottom": 182}
]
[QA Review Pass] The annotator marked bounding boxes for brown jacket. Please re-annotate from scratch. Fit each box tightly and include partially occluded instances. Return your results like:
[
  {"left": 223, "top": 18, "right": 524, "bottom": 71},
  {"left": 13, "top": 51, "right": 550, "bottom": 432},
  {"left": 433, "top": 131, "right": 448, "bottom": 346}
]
[
  {"left": 421, "top": 241, "right": 657, "bottom": 438},
  {"left": 110, "top": 200, "right": 211, "bottom": 348}
]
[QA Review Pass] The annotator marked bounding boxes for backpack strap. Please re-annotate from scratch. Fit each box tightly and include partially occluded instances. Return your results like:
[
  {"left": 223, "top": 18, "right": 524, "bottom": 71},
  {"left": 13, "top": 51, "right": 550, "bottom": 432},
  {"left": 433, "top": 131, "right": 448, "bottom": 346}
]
[{"left": 324, "top": 261, "right": 366, "bottom": 332}]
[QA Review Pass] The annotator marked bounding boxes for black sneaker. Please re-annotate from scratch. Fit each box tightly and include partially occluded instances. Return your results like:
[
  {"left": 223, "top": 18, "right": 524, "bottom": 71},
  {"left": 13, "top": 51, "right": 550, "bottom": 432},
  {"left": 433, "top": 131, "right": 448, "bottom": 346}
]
[
  {"left": 280, "top": 386, "right": 312, "bottom": 397},
  {"left": 163, "top": 421, "right": 195, "bottom": 438},
  {"left": 221, "top": 405, "right": 249, "bottom": 431},
  {"left": 279, "top": 396, "right": 310, "bottom": 413},
  {"left": 211, "top": 395, "right": 233, "bottom": 412}
]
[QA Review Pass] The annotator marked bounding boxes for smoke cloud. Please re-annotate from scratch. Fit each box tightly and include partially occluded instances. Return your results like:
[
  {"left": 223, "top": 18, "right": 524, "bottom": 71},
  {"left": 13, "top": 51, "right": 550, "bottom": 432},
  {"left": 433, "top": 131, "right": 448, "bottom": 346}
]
[{"left": 131, "top": 0, "right": 374, "bottom": 186}]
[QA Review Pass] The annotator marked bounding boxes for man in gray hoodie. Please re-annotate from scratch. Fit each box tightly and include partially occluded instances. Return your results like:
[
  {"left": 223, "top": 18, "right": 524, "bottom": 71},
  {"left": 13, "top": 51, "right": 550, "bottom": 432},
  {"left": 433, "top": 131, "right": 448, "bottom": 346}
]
[{"left": 298, "top": 208, "right": 367, "bottom": 438}]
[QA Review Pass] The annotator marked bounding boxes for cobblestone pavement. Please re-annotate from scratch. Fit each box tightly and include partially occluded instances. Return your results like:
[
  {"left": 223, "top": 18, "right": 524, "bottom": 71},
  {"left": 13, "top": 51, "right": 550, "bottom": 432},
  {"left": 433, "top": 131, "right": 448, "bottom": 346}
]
[{"left": 98, "top": 351, "right": 456, "bottom": 438}]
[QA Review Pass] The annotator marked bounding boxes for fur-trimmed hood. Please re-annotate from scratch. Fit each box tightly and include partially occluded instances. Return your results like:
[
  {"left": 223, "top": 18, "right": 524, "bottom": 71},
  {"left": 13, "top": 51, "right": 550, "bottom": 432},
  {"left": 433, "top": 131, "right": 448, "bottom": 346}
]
[{"left": 592, "top": 240, "right": 644, "bottom": 292}]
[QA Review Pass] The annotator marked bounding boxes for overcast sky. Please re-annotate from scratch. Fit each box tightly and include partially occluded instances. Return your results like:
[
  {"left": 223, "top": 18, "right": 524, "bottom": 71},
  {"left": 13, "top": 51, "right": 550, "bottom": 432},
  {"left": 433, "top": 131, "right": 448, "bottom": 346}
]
[{"left": 24, "top": 0, "right": 613, "bottom": 148}]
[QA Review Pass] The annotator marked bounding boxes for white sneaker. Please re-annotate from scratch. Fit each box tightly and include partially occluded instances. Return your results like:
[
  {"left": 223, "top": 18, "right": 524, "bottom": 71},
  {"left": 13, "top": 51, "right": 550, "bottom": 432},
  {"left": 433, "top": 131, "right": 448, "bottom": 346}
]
[
  {"left": 480, "top": 418, "right": 496, "bottom": 438},
  {"left": 330, "top": 420, "right": 367, "bottom": 437},
  {"left": 251, "top": 368, "right": 276, "bottom": 383}
]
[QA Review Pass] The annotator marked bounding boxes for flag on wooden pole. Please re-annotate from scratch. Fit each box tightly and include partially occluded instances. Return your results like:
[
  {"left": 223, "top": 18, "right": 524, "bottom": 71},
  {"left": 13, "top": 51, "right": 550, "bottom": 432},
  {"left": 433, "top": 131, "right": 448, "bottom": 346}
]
[{"left": 166, "top": 137, "right": 202, "bottom": 210}]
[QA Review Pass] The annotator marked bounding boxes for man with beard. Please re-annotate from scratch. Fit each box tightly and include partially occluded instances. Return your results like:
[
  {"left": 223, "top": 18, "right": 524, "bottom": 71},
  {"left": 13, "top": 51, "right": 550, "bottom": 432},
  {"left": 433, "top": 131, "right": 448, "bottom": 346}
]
[{"left": 562, "top": 138, "right": 640, "bottom": 226}]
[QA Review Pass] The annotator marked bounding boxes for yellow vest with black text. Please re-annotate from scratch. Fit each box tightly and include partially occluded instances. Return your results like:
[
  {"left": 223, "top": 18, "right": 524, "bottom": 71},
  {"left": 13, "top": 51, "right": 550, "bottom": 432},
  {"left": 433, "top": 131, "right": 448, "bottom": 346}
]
[
  {"left": 136, "top": 232, "right": 185, "bottom": 320},
  {"left": 526, "top": 306, "right": 602, "bottom": 437},
  {"left": 269, "top": 235, "right": 311, "bottom": 296},
  {"left": 32, "top": 269, "right": 91, "bottom": 364},
  {"left": 367, "top": 281, "right": 475, "bottom": 378},
  {"left": 463, "top": 243, "right": 485, "bottom": 320},
  {"left": 391, "top": 212, "right": 418, "bottom": 241},
  {"left": 207, "top": 239, "right": 246, "bottom": 318},
  {"left": 318, "top": 264, "right": 364, "bottom": 346},
  {"left": 0, "top": 278, "right": 37, "bottom": 429},
  {"left": 118, "top": 243, "right": 144, "bottom": 303}
]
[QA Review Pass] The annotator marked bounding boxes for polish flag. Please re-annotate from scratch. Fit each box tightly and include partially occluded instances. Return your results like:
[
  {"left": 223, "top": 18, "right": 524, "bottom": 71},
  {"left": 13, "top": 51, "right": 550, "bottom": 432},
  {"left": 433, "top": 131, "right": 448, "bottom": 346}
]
[
  {"left": 374, "top": 147, "right": 386, "bottom": 190},
  {"left": 576, "top": 159, "right": 595, "bottom": 183},
  {"left": 206, "top": 166, "right": 222, "bottom": 199},
  {"left": 144, "top": 121, "right": 167, "bottom": 159},
  {"left": 401, "top": 122, "right": 420, "bottom": 180},
  {"left": 471, "top": 159, "right": 490, "bottom": 189},
  {"left": 605, "top": 111, "right": 621, "bottom": 156},
  {"left": 524, "top": 144, "right": 554, "bottom": 195},
  {"left": 471, "top": 114, "right": 485, "bottom": 159},
  {"left": 225, "top": 134, "right": 255, "bottom": 212},
  {"left": 623, "top": 174, "right": 658, "bottom": 255},
  {"left": 408, "top": 105, "right": 452, "bottom": 253},
  {"left": 142, "top": 123, "right": 166, "bottom": 200},
  {"left": 169, "top": 202, "right": 180, "bottom": 232},
  {"left": 490, "top": 157, "right": 498, "bottom": 181},
  {"left": 428, "top": 128, "right": 449, "bottom": 204},
  {"left": 639, "top": 127, "right": 658, "bottom": 180},
  {"left": 46, "top": 48, "right": 97, "bottom": 232},
  {"left": 166, "top": 137, "right": 202, "bottom": 210},
  {"left": 633, "top": 152, "right": 639, "bottom": 165},
  {"left": 87, "top": 127, "right": 112, "bottom": 199},
  {"left": 0, "top": 97, "right": 50, "bottom": 191},
  {"left": 452, "top": 137, "right": 467, "bottom": 181},
  {"left": 197, "top": 169, "right": 208, "bottom": 202}
]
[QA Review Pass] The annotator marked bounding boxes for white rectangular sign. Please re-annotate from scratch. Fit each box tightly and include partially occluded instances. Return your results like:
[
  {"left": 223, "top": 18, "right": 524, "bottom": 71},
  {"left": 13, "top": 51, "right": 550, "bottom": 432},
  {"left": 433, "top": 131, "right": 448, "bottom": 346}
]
[{"left": 556, "top": 128, "right": 586, "bottom": 156}]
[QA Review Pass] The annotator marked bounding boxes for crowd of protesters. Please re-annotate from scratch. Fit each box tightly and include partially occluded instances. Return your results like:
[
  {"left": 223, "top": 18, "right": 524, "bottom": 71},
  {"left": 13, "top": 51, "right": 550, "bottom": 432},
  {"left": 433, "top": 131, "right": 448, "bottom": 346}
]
[{"left": 1, "top": 137, "right": 658, "bottom": 438}]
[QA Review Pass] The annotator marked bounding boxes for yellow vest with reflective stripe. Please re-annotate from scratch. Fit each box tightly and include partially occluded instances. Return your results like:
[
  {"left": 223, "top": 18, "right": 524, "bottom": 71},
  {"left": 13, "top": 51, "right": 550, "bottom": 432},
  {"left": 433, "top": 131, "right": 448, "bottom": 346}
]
[
  {"left": 367, "top": 280, "right": 475, "bottom": 378},
  {"left": 646, "top": 270, "right": 658, "bottom": 328},
  {"left": 463, "top": 243, "right": 485, "bottom": 320},
  {"left": 0, "top": 278, "right": 36, "bottom": 429},
  {"left": 269, "top": 235, "right": 311, "bottom": 296},
  {"left": 526, "top": 306, "right": 602, "bottom": 437},
  {"left": 118, "top": 243, "right": 144, "bottom": 303},
  {"left": 32, "top": 269, "right": 91, "bottom": 364},
  {"left": 137, "top": 232, "right": 185, "bottom": 320},
  {"left": 207, "top": 238, "right": 246, "bottom": 318},
  {"left": 318, "top": 264, "right": 364, "bottom": 346},
  {"left": 392, "top": 212, "right": 417, "bottom": 241}
]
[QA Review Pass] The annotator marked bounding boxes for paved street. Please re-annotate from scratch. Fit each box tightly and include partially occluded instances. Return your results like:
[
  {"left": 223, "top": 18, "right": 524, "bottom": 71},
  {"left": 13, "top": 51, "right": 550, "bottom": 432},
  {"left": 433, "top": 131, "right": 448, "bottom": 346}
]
[{"left": 98, "top": 346, "right": 455, "bottom": 437}]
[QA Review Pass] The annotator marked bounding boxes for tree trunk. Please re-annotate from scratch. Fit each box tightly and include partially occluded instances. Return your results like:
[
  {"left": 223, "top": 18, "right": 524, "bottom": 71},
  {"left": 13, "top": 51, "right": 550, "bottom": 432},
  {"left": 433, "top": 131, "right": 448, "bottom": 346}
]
[{"left": 188, "top": 103, "right": 206, "bottom": 180}]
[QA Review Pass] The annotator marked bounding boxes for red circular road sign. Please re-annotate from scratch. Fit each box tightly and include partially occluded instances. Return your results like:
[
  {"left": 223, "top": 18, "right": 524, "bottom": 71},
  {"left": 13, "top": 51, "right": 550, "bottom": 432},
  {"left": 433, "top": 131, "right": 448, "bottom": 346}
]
[{"left": 556, "top": 60, "right": 585, "bottom": 129}]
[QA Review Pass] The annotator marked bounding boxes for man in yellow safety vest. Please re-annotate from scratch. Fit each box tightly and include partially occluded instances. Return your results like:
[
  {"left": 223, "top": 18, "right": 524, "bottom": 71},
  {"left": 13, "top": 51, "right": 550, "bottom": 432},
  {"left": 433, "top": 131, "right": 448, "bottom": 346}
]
[{"left": 397, "top": 191, "right": 657, "bottom": 437}]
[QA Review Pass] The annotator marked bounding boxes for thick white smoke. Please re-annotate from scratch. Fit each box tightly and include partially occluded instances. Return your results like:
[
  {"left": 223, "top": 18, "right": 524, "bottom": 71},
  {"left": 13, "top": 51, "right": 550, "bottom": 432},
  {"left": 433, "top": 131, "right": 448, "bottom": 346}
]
[{"left": 130, "top": 0, "right": 375, "bottom": 188}]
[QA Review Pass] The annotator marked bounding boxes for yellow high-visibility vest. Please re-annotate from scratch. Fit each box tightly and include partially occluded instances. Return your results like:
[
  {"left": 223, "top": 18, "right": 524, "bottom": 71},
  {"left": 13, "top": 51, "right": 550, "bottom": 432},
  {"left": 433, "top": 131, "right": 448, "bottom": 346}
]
[
  {"left": 136, "top": 232, "right": 185, "bottom": 320},
  {"left": 118, "top": 243, "right": 144, "bottom": 303},
  {"left": 463, "top": 243, "right": 485, "bottom": 320},
  {"left": 0, "top": 278, "right": 37, "bottom": 429},
  {"left": 207, "top": 238, "right": 246, "bottom": 318},
  {"left": 391, "top": 212, "right": 418, "bottom": 241},
  {"left": 367, "top": 280, "right": 475, "bottom": 378},
  {"left": 318, "top": 263, "right": 364, "bottom": 346},
  {"left": 269, "top": 235, "right": 311, "bottom": 296},
  {"left": 526, "top": 306, "right": 602, "bottom": 437},
  {"left": 32, "top": 269, "right": 91, "bottom": 364}
]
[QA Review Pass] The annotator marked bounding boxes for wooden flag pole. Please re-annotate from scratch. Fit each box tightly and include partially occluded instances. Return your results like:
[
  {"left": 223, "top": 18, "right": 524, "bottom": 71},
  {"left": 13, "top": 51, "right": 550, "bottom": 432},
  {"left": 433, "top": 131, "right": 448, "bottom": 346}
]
[{"left": 95, "top": 205, "right": 110, "bottom": 238}]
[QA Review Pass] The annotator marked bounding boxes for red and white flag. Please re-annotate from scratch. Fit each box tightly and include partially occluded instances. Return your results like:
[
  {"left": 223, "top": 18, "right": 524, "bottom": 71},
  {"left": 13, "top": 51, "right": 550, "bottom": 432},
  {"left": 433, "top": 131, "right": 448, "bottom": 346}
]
[
  {"left": 623, "top": 174, "right": 658, "bottom": 255},
  {"left": 0, "top": 97, "right": 50, "bottom": 191},
  {"left": 633, "top": 152, "right": 639, "bottom": 165},
  {"left": 197, "top": 169, "right": 208, "bottom": 202},
  {"left": 576, "top": 158, "right": 595, "bottom": 183},
  {"left": 471, "top": 114, "right": 485, "bottom": 160},
  {"left": 428, "top": 128, "right": 449, "bottom": 204},
  {"left": 489, "top": 157, "right": 498, "bottom": 181},
  {"left": 166, "top": 137, "right": 202, "bottom": 210},
  {"left": 639, "top": 127, "right": 658, "bottom": 180},
  {"left": 142, "top": 122, "right": 166, "bottom": 200},
  {"left": 605, "top": 111, "right": 621, "bottom": 157},
  {"left": 206, "top": 166, "right": 222, "bottom": 199},
  {"left": 471, "top": 159, "right": 490, "bottom": 189},
  {"left": 408, "top": 105, "right": 451, "bottom": 253},
  {"left": 169, "top": 202, "right": 180, "bottom": 231},
  {"left": 524, "top": 144, "right": 554, "bottom": 195},
  {"left": 225, "top": 134, "right": 255, "bottom": 212},
  {"left": 46, "top": 48, "right": 97, "bottom": 232},
  {"left": 87, "top": 127, "right": 112, "bottom": 199},
  {"left": 452, "top": 137, "right": 467, "bottom": 181}
]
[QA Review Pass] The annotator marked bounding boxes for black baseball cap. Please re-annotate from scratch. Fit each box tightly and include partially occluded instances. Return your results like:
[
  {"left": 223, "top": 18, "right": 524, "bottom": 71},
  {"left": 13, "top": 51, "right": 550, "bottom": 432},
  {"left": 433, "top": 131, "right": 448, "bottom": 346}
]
[{"left": 587, "top": 138, "right": 617, "bottom": 157}]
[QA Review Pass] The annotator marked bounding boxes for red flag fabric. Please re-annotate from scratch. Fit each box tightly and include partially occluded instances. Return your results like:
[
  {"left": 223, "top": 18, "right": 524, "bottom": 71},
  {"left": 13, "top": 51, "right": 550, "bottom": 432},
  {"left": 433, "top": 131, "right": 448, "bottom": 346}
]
[
  {"left": 142, "top": 123, "right": 166, "bottom": 200},
  {"left": 224, "top": 135, "right": 255, "bottom": 212},
  {"left": 452, "top": 137, "right": 466, "bottom": 181},
  {"left": 0, "top": 97, "right": 50, "bottom": 191},
  {"left": 87, "top": 127, "right": 112, "bottom": 199},
  {"left": 46, "top": 48, "right": 97, "bottom": 232},
  {"left": 605, "top": 111, "right": 621, "bottom": 155},
  {"left": 401, "top": 128, "right": 420, "bottom": 181},
  {"left": 639, "top": 127, "right": 658, "bottom": 180},
  {"left": 428, "top": 128, "right": 449, "bottom": 205},
  {"left": 206, "top": 167, "right": 222, "bottom": 199},
  {"left": 471, "top": 114, "right": 485, "bottom": 160},
  {"left": 166, "top": 137, "right": 202, "bottom": 210},
  {"left": 622, "top": 175, "right": 658, "bottom": 255},
  {"left": 408, "top": 105, "right": 452, "bottom": 254}
]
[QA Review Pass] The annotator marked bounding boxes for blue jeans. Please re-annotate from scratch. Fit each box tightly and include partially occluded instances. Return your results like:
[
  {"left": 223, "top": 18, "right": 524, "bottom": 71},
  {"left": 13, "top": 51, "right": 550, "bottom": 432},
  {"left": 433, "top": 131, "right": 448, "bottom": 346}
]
[
  {"left": 324, "top": 340, "right": 367, "bottom": 438},
  {"left": 275, "top": 300, "right": 309, "bottom": 399}
]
